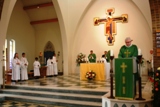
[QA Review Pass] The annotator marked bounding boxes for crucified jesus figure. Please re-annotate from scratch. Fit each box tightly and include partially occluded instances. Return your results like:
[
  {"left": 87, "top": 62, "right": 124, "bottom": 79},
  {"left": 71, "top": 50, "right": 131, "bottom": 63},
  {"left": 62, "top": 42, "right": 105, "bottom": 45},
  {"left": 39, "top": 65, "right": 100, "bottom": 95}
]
[{"left": 106, "top": 17, "right": 113, "bottom": 41}]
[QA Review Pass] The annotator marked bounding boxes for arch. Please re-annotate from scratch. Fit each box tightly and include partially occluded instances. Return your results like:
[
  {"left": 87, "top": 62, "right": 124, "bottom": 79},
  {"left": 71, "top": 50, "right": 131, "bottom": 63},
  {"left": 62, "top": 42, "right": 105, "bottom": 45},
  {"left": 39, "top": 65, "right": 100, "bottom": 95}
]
[
  {"left": 43, "top": 41, "right": 55, "bottom": 65},
  {"left": 113, "top": 103, "right": 119, "bottom": 107},
  {"left": 44, "top": 41, "right": 55, "bottom": 52},
  {"left": 52, "top": 0, "right": 68, "bottom": 75}
]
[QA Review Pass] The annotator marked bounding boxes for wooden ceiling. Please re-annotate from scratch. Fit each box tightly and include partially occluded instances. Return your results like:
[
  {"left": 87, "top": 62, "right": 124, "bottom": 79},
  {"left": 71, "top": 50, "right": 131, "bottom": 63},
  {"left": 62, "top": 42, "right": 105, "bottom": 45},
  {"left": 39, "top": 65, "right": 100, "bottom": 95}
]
[{"left": 21, "top": 0, "right": 58, "bottom": 25}]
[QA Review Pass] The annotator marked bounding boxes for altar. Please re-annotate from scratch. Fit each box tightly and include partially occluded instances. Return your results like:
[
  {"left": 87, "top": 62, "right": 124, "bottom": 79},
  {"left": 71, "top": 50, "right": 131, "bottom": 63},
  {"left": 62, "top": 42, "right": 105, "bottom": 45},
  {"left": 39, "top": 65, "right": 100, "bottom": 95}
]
[{"left": 80, "top": 63, "right": 110, "bottom": 81}]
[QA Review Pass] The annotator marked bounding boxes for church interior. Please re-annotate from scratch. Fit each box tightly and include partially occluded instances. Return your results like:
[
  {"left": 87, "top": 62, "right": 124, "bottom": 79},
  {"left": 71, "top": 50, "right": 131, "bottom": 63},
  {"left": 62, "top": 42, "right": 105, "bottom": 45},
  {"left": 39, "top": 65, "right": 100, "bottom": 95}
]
[{"left": 0, "top": 0, "right": 159, "bottom": 107}]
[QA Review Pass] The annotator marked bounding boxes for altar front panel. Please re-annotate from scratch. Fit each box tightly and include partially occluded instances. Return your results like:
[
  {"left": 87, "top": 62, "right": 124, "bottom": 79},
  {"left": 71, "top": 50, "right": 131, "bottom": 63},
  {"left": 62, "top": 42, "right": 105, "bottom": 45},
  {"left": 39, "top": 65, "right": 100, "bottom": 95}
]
[{"left": 80, "top": 63, "right": 106, "bottom": 81}]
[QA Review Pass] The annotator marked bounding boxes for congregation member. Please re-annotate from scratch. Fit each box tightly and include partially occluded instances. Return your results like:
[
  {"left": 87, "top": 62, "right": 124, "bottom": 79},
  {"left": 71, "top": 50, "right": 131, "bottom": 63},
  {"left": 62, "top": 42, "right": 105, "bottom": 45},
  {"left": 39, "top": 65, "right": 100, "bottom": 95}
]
[
  {"left": 12, "top": 53, "right": 21, "bottom": 82},
  {"left": 46, "top": 56, "right": 54, "bottom": 77},
  {"left": 20, "top": 52, "right": 28, "bottom": 81},
  {"left": 33, "top": 57, "right": 41, "bottom": 79},
  {"left": 88, "top": 50, "right": 96, "bottom": 63},
  {"left": 53, "top": 54, "right": 58, "bottom": 76}
]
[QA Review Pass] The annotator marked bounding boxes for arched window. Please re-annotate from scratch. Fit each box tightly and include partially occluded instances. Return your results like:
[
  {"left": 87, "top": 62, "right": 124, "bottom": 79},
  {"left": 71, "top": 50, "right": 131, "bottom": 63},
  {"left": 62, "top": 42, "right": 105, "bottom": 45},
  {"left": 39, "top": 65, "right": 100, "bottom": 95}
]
[
  {"left": 9, "top": 39, "right": 15, "bottom": 69},
  {"left": 3, "top": 39, "right": 7, "bottom": 70}
]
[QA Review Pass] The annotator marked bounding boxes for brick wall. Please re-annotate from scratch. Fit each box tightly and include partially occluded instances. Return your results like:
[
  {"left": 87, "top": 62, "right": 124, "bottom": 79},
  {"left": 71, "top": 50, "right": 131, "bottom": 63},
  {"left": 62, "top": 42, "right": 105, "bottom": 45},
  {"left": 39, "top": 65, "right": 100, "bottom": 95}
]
[{"left": 149, "top": 0, "right": 160, "bottom": 70}]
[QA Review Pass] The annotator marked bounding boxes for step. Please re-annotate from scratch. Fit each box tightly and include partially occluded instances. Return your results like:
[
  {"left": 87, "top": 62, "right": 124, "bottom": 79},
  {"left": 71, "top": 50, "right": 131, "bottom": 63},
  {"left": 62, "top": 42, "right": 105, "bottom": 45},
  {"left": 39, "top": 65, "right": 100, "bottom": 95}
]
[
  {"left": 0, "top": 89, "right": 103, "bottom": 103},
  {"left": 4, "top": 85, "right": 107, "bottom": 95},
  {"left": 1, "top": 94, "right": 102, "bottom": 107}
]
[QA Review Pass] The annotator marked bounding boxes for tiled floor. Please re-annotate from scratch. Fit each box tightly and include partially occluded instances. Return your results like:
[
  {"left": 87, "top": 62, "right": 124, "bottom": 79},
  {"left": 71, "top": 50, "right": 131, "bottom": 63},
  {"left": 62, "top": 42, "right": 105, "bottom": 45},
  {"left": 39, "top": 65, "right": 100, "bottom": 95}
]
[
  {"left": 0, "top": 100, "right": 64, "bottom": 107},
  {"left": 10, "top": 75, "right": 109, "bottom": 91}
]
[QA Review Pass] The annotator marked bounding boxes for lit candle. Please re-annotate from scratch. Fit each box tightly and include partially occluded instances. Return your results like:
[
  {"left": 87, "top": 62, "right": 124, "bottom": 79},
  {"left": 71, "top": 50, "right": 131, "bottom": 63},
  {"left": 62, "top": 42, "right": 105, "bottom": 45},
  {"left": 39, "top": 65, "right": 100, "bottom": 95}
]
[
  {"left": 110, "top": 50, "right": 113, "bottom": 56},
  {"left": 138, "top": 48, "right": 141, "bottom": 55}
]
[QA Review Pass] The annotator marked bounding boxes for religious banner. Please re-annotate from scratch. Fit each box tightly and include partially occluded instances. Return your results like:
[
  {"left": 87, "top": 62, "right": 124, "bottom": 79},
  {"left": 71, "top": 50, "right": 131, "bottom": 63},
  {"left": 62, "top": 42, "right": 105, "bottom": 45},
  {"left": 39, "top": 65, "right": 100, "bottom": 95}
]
[
  {"left": 114, "top": 58, "right": 136, "bottom": 100},
  {"left": 94, "top": 8, "right": 128, "bottom": 46}
]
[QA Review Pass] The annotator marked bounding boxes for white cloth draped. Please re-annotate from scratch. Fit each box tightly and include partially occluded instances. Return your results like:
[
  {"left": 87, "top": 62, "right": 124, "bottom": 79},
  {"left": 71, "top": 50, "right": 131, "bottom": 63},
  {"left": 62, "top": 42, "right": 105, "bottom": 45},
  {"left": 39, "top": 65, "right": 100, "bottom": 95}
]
[
  {"left": 12, "top": 58, "right": 21, "bottom": 81},
  {"left": 20, "top": 57, "right": 28, "bottom": 80},
  {"left": 33, "top": 61, "right": 41, "bottom": 76}
]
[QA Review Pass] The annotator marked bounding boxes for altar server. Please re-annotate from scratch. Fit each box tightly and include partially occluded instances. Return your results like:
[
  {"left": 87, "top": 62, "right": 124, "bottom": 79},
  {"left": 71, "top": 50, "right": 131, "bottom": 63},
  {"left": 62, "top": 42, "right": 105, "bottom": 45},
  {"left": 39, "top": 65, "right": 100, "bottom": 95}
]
[
  {"left": 53, "top": 54, "right": 58, "bottom": 76},
  {"left": 33, "top": 57, "right": 41, "bottom": 78},
  {"left": 46, "top": 56, "right": 54, "bottom": 76},
  {"left": 20, "top": 53, "right": 28, "bottom": 80},
  {"left": 12, "top": 53, "right": 21, "bottom": 82}
]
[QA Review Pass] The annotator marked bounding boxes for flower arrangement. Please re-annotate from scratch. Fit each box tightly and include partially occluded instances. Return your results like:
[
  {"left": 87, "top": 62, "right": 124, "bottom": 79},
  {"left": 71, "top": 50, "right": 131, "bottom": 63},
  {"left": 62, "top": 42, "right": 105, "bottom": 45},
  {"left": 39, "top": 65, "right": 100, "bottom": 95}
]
[
  {"left": 76, "top": 53, "right": 86, "bottom": 66},
  {"left": 85, "top": 70, "right": 96, "bottom": 80}
]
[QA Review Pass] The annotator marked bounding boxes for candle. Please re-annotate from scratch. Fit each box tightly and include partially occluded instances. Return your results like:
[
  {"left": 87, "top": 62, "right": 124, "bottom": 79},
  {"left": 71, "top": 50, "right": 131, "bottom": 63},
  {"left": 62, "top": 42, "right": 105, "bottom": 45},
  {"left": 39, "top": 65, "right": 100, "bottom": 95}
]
[
  {"left": 138, "top": 48, "right": 141, "bottom": 55},
  {"left": 110, "top": 50, "right": 113, "bottom": 56}
]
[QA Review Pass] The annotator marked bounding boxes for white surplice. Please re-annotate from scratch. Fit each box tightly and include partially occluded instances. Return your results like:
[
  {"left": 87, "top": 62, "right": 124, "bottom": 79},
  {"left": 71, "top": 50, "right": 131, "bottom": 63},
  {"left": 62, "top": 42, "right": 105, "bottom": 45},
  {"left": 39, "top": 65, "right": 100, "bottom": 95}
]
[
  {"left": 52, "top": 56, "right": 58, "bottom": 75},
  {"left": 33, "top": 61, "right": 41, "bottom": 76},
  {"left": 46, "top": 59, "right": 54, "bottom": 76},
  {"left": 12, "top": 58, "right": 21, "bottom": 81},
  {"left": 20, "top": 57, "right": 28, "bottom": 80}
]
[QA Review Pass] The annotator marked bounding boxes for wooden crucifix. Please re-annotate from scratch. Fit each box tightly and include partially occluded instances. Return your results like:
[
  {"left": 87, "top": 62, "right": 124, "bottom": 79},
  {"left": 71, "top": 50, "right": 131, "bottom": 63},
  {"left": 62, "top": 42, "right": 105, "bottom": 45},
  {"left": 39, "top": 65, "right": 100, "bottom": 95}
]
[{"left": 94, "top": 8, "right": 128, "bottom": 46}]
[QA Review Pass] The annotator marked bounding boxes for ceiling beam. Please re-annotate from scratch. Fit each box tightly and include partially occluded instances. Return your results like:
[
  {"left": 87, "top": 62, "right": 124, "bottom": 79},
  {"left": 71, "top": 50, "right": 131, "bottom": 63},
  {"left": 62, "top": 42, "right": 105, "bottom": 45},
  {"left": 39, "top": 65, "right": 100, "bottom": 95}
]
[
  {"left": 23, "top": 2, "right": 53, "bottom": 10},
  {"left": 30, "top": 18, "right": 58, "bottom": 25}
]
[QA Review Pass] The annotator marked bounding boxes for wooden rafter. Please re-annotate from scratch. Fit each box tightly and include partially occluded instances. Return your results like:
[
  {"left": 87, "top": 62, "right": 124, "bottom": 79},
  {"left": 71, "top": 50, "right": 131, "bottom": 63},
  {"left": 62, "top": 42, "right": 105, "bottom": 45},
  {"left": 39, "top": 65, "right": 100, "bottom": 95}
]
[
  {"left": 30, "top": 18, "right": 58, "bottom": 25},
  {"left": 23, "top": 2, "right": 53, "bottom": 10}
]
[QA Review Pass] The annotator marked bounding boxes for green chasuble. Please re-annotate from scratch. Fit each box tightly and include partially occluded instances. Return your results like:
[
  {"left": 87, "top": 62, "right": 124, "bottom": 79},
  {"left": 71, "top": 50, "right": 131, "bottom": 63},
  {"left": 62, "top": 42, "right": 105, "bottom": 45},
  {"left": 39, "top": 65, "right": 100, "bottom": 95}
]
[
  {"left": 118, "top": 44, "right": 138, "bottom": 58},
  {"left": 117, "top": 44, "right": 138, "bottom": 98},
  {"left": 88, "top": 53, "right": 96, "bottom": 63}
]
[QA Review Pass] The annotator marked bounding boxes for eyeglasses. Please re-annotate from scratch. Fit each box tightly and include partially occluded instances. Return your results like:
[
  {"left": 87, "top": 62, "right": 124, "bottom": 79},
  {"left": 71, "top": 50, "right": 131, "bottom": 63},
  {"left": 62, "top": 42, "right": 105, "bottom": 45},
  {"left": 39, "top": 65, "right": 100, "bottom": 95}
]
[{"left": 125, "top": 41, "right": 131, "bottom": 43}]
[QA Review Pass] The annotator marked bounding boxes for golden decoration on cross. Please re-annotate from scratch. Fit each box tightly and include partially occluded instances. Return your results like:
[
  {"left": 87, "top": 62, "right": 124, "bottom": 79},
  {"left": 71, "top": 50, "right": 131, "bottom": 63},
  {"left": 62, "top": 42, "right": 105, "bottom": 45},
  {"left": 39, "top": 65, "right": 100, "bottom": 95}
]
[
  {"left": 122, "top": 76, "right": 125, "bottom": 84},
  {"left": 120, "top": 62, "right": 127, "bottom": 73},
  {"left": 123, "top": 87, "right": 126, "bottom": 94},
  {"left": 124, "top": 50, "right": 131, "bottom": 58},
  {"left": 94, "top": 8, "right": 128, "bottom": 46}
]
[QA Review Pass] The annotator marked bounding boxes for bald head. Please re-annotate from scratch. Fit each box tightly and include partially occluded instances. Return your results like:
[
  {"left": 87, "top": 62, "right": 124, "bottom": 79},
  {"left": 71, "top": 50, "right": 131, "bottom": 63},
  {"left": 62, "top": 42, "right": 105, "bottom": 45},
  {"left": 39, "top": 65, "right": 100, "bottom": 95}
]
[{"left": 125, "top": 37, "right": 132, "bottom": 42}]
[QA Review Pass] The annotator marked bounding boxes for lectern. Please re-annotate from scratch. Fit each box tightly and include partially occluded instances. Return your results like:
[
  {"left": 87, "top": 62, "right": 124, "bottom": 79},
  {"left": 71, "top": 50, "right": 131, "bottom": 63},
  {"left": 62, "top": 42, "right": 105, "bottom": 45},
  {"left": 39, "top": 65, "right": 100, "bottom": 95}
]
[{"left": 114, "top": 58, "right": 137, "bottom": 100}]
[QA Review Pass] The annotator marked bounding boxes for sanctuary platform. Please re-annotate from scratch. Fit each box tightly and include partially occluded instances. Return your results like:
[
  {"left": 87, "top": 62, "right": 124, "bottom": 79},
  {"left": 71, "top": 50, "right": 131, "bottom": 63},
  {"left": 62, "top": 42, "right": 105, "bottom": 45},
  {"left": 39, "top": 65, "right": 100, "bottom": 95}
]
[{"left": 0, "top": 74, "right": 152, "bottom": 107}]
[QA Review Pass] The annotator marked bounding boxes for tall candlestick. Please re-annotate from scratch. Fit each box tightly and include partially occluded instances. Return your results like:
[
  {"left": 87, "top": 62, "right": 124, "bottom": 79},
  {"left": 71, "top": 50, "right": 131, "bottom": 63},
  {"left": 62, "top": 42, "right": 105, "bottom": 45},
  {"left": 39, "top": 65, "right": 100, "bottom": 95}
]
[
  {"left": 138, "top": 48, "right": 141, "bottom": 55},
  {"left": 110, "top": 50, "right": 113, "bottom": 56}
]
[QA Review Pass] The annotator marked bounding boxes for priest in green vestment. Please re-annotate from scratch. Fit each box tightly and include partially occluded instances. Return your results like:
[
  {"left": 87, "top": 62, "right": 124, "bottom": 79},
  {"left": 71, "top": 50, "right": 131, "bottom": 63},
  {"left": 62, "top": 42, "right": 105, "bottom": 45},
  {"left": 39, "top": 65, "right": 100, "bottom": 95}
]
[
  {"left": 88, "top": 50, "right": 96, "bottom": 63},
  {"left": 117, "top": 37, "right": 138, "bottom": 97},
  {"left": 118, "top": 37, "right": 138, "bottom": 58}
]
